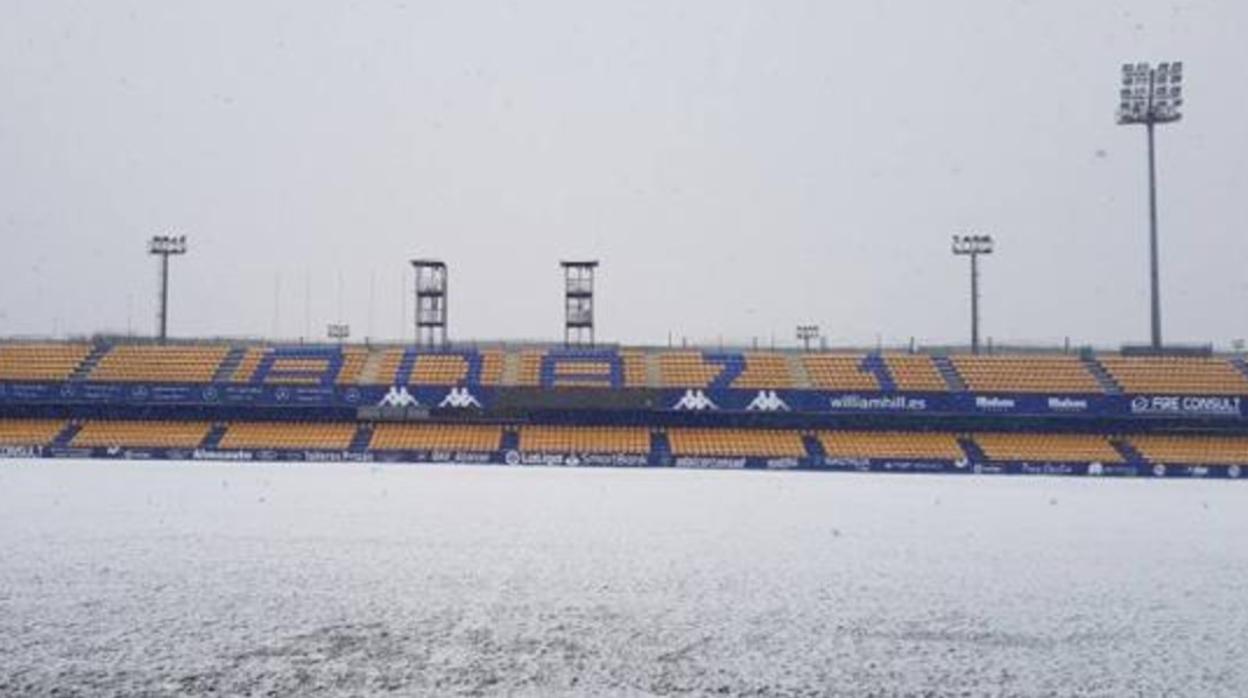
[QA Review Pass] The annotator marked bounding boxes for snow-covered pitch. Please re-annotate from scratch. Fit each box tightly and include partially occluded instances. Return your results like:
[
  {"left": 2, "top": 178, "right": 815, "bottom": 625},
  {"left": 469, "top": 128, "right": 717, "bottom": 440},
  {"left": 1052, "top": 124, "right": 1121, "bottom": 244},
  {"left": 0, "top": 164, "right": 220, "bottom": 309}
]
[{"left": 2, "top": 460, "right": 1245, "bottom": 696}]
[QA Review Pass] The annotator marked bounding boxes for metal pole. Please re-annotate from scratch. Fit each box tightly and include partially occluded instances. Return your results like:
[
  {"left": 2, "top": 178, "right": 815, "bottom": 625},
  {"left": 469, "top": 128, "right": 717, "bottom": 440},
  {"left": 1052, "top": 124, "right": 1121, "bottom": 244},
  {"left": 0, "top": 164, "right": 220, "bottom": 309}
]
[
  {"left": 1146, "top": 119, "right": 1162, "bottom": 350},
  {"left": 970, "top": 251, "right": 980, "bottom": 355},
  {"left": 159, "top": 252, "right": 170, "bottom": 344}
]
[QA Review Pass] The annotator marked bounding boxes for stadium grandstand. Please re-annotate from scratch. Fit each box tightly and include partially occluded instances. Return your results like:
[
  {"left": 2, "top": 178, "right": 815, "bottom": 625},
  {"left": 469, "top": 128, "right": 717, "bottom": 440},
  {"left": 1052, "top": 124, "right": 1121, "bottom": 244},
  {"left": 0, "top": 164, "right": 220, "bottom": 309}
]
[{"left": 0, "top": 339, "right": 1245, "bottom": 477}]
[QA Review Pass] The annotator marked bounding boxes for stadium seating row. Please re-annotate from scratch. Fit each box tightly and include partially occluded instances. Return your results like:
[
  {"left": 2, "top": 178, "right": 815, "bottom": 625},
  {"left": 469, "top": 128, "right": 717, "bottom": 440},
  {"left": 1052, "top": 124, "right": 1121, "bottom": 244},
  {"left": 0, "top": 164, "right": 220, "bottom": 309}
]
[
  {"left": 3, "top": 343, "right": 1248, "bottom": 395},
  {"left": 0, "top": 344, "right": 91, "bottom": 381},
  {"left": 2, "top": 419, "right": 1246, "bottom": 465}
]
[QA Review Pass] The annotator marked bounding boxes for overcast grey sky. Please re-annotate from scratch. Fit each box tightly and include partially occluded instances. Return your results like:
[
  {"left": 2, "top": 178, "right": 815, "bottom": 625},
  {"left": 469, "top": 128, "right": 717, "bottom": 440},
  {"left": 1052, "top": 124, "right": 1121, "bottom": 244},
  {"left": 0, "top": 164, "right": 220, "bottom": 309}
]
[{"left": 1, "top": 1, "right": 1245, "bottom": 349}]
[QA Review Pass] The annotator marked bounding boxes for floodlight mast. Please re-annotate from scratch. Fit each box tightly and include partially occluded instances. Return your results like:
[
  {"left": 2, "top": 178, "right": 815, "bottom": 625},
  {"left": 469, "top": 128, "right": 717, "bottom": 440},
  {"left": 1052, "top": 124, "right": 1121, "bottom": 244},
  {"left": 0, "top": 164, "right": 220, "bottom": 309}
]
[
  {"left": 1118, "top": 61, "right": 1183, "bottom": 350},
  {"left": 147, "top": 235, "right": 188, "bottom": 344},
  {"left": 410, "top": 260, "right": 448, "bottom": 348},
  {"left": 561, "top": 261, "right": 598, "bottom": 347},
  {"left": 327, "top": 323, "right": 350, "bottom": 344},
  {"left": 796, "top": 325, "right": 820, "bottom": 352},
  {"left": 952, "top": 234, "right": 994, "bottom": 355}
]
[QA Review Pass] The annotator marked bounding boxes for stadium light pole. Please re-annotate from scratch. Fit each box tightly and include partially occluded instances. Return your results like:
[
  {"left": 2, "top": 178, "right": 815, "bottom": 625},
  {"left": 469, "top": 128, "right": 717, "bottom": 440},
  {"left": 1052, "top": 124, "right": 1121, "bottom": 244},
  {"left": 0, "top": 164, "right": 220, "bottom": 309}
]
[
  {"left": 148, "top": 235, "right": 188, "bottom": 344},
  {"left": 952, "top": 234, "right": 993, "bottom": 355},
  {"left": 1118, "top": 61, "right": 1183, "bottom": 351},
  {"left": 327, "top": 323, "right": 350, "bottom": 345},
  {"left": 796, "top": 325, "right": 819, "bottom": 352}
]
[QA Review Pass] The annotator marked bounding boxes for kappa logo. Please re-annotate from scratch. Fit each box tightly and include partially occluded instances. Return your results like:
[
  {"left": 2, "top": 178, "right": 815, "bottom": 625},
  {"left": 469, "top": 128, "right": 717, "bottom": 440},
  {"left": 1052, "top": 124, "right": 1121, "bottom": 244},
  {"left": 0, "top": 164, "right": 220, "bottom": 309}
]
[
  {"left": 439, "top": 387, "right": 482, "bottom": 409},
  {"left": 378, "top": 386, "right": 420, "bottom": 408},
  {"left": 746, "top": 390, "right": 789, "bottom": 412},
  {"left": 673, "top": 389, "right": 717, "bottom": 411}
]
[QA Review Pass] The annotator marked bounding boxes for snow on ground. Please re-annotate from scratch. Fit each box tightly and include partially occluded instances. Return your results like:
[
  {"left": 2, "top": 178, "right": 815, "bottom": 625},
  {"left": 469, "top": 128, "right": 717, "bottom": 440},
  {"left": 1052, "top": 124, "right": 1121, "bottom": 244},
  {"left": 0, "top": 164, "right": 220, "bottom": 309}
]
[{"left": 1, "top": 460, "right": 1246, "bottom": 696}]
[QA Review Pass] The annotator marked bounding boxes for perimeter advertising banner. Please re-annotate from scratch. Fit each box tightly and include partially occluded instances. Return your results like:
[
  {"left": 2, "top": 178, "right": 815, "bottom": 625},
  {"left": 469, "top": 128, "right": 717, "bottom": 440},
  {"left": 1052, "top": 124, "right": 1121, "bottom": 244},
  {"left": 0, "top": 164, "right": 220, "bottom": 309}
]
[
  {"left": 1, "top": 381, "right": 1246, "bottom": 420},
  {"left": 18, "top": 446, "right": 1246, "bottom": 479}
]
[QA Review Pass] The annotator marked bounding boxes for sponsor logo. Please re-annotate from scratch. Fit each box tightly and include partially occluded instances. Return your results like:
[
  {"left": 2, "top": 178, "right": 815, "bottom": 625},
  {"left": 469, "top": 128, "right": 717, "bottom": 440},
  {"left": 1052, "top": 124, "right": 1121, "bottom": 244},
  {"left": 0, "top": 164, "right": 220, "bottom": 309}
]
[
  {"left": 1152, "top": 463, "right": 1167, "bottom": 477},
  {"left": 303, "top": 451, "right": 375, "bottom": 463},
  {"left": 878, "top": 460, "right": 949, "bottom": 473},
  {"left": 1048, "top": 397, "right": 1088, "bottom": 412},
  {"left": 0, "top": 445, "right": 41, "bottom": 458},
  {"left": 439, "top": 387, "right": 481, "bottom": 409},
  {"left": 201, "top": 387, "right": 219, "bottom": 401},
  {"left": 428, "top": 450, "right": 491, "bottom": 464},
  {"left": 954, "top": 458, "right": 970, "bottom": 469},
  {"left": 1017, "top": 463, "right": 1076, "bottom": 476},
  {"left": 1130, "top": 395, "right": 1242, "bottom": 416},
  {"left": 975, "top": 396, "right": 1015, "bottom": 411},
  {"left": 827, "top": 394, "right": 927, "bottom": 411},
  {"left": 511, "top": 452, "right": 643, "bottom": 467},
  {"left": 516, "top": 453, "right": 572, "bottom": 467},
  {"left": 765, "top": 457, "right": 800, "bottom": 469},
  {"left": 504, "top": 449, "right": 521, "bottom": 465},
  {"left": 192, "top": 449, "right": 254, "bottom": 461},
  {"left": 673, "top": 456, "right": 746, "bottom": 469},
  {"left": 344, "top": 388, "right": 361, "bottom": 403},
  {"left": 821, "top": 457, "right": 871, "bottom": 471},
  {"left": 132, "top": 385, "right": 150, "bottom": 399},
  {"left": 378, "top": 386, "right": 420, "bottom": 408},
  {"left": 275, "top": 388, "right": 291, "bottom": 402},
  {"left": 1087, "top": 462, "right": 1104, "bottom": 476},
  {"left": 1229, "top": 465, "right": 1242, "bottom": 479},
  {"left": 746, "top": 390, "right": 789, "bottom": 412},
  {"left": 673, "top": 389, "right": 717, "bottom": 411},
  {"left": 580, "top": 453, "right": 647, "bottom": 467},
  {"left": 48, "top": 447, "right": 91, "bottom": 458}
]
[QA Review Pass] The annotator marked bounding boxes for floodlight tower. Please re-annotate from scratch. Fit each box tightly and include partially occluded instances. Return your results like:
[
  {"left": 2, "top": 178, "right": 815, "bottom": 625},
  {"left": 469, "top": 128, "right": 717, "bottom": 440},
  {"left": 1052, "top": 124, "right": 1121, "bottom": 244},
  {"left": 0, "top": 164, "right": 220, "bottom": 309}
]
[
  {"left": 327, "top": 323, "right": 350, "bottom": 344},
  {"left": 1118, "top": 61, "right": 1183, "bottom": 351},
  {"left": 796, "top": 325, "right": 820, "bottom": 352},
  {"left": 148, "top": 234, "right": 188, "bottom": 344},
  {"left": 410, "top": 259, "right": 447, "bottom": 347},
  {"left": 561, "top": 261, "right": 598, "bottom": 347},
  {"left": 952, "top": 234, "right": 994, "bottom": 355}
]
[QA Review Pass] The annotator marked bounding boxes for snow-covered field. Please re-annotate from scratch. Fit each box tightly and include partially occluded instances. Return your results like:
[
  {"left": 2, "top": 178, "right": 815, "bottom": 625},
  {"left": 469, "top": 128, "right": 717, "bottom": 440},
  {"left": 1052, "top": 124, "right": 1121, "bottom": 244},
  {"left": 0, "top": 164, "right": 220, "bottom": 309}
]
[{"left": 1, "top": 460, "right": 1245, "bottom": 696}]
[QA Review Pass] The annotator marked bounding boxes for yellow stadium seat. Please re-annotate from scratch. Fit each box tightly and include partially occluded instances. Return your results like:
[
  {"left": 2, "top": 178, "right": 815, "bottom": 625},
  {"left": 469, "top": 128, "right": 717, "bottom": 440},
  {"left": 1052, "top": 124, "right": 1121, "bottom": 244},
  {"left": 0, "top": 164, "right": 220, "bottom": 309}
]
[
  {"left": 519, "top": 426, "right": 649, "bottom": 453},
  {"left": 667, "top": 428, "right": 805, "bottom": 457},
  {"left": 370, "top": 423, "right": 502, "bottom": 451},
  {"left": 218, "top": 422, "right": 356, "bottom": 450},
  {"left": 974, "top": 433, "right": 1123, "bottom": 463}
]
